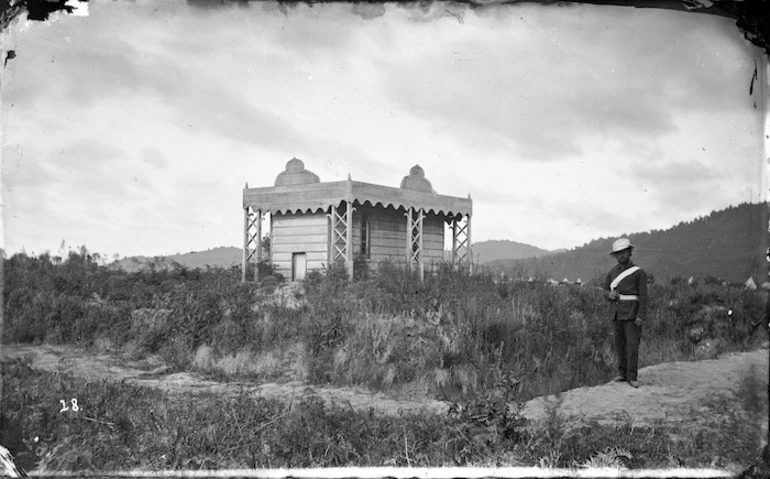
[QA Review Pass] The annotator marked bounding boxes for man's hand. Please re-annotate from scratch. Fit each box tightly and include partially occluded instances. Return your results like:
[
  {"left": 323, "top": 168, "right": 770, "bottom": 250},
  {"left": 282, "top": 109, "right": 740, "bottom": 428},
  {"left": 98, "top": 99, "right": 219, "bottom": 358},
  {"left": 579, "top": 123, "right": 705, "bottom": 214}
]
[
  {"left": 635, "top": 317, "right": 643, "bottom": 326},
  {"left": 608, "top": 291, "right": 619, "bottom": 301}
]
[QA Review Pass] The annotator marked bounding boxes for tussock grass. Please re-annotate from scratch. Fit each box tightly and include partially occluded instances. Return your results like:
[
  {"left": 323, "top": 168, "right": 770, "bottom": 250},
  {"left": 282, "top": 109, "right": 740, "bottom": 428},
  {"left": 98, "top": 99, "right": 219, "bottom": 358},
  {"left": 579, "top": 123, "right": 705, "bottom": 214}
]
[
  {"left": 192, "top": 343, "right": 307, "bottom": 381},
  {"left": 640, "top": 338, "right": 690, "bottom": 368},
  {"left": 3, "top": 358, "right": 761, "bottom": 471},
  {"left": 3, "top": 249, "right": 767, "bottom": 405}
]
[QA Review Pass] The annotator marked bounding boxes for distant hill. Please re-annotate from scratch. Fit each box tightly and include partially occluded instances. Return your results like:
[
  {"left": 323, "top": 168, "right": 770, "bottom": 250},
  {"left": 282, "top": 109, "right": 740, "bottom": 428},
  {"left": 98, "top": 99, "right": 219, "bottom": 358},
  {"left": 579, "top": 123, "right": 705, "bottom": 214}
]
[
  {"left": 113, "top": 246, "right": 241, "bottom": 272},
  {"left": 113, "top": 203, "right": 767, "bottom": 283},
  {"left": 471, "top": 239, "right": 556, "bottom": 263},
  {"left": 115, "top": 241, "right": 555, "bottom": 273},
  {"left": 486, "top": 202, "right": 767, "bottom": 284}
]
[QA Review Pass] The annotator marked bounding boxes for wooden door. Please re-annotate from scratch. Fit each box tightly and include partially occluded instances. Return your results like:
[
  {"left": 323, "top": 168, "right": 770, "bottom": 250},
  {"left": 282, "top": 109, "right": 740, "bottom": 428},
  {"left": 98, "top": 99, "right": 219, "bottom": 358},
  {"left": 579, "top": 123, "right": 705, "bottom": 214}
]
[{"left": 292, "top": 252, "right": 307, "bottom": 281}]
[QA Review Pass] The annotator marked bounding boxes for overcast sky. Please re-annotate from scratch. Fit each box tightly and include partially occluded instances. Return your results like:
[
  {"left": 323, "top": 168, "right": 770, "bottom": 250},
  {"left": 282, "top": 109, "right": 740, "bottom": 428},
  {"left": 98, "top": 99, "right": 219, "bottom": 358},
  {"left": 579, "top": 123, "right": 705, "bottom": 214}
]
[{"left": 1, "top": 0, "right": 765, "bottom": 259}]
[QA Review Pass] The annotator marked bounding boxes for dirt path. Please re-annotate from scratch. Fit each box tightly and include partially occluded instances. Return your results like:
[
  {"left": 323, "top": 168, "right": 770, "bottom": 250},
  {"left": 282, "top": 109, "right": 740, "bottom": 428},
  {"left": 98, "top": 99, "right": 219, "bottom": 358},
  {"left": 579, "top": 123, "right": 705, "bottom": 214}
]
[
  {"left": 521, "top": 348, "right": 769, "bottom": 426},
  {"left": 2, "top": 343, "right": 767, "bottom": 426},
  {"left": 0, "top": 344, "right": 449, "bottom": 416}
]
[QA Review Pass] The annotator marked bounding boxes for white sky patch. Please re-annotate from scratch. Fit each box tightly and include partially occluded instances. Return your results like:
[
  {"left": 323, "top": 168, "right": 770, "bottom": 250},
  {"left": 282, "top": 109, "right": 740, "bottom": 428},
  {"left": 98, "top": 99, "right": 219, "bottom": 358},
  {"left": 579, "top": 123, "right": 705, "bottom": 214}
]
[{"left": 67, "top": 0, "right": 89, "bottom": 17}]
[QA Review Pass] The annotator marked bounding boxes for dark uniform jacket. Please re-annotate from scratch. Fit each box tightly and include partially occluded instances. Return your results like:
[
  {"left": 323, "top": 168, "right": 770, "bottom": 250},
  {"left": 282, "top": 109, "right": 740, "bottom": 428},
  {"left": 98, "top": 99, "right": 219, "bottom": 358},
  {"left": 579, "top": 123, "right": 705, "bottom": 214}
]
[{"left": 604, "top": 261, "right": 648, "bottom": 321}]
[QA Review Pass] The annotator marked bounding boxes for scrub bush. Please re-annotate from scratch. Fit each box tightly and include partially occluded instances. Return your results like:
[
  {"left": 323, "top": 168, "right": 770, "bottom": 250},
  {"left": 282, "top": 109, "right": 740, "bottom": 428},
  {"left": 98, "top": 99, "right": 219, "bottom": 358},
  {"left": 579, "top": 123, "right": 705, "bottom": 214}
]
[{"left": 3, "top": 249, "right": 766, "bottom": 403}]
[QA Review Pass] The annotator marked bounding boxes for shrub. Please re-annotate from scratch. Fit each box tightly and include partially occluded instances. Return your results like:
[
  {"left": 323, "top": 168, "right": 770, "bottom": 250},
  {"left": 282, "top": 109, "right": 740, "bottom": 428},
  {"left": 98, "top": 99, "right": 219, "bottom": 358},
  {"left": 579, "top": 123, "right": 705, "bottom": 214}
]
[{"left": 3, "top": 249, "right": 766, "bottom": 405}]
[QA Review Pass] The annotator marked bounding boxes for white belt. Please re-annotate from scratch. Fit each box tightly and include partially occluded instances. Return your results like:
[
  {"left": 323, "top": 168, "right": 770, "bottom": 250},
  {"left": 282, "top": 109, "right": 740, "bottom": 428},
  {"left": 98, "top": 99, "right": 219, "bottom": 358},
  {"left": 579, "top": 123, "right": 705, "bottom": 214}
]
[{"left": 618, "top": 294, "right": 639, "bottom": 301}]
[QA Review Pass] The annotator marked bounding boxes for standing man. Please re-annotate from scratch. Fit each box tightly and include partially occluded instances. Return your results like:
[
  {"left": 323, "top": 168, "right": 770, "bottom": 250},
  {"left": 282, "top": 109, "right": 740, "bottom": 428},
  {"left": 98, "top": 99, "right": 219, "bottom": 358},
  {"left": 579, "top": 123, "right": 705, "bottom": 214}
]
[{"left": 604, "top": 238, "right": 648, "bottom": 388}]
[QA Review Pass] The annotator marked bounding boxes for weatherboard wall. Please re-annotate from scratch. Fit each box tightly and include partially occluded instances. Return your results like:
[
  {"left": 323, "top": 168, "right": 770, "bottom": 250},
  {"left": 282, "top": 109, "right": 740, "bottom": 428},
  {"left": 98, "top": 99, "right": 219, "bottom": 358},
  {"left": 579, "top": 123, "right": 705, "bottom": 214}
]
[
  {"left": 351, "top": 205, "right": 445, "bottom": 266},
  {"left": 269, "top": 205, "right": 447, "bottom": 278},
  {"left": 270, "top": 211, "right": 329, "bottom": 278}
]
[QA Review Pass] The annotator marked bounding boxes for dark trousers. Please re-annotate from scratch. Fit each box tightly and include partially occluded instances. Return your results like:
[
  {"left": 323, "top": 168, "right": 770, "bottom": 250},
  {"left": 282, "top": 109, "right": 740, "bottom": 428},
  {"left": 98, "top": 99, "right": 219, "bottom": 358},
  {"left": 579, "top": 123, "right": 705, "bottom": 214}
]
[{"left": 613, "top": 320, "right": 642, "bottom": 381}]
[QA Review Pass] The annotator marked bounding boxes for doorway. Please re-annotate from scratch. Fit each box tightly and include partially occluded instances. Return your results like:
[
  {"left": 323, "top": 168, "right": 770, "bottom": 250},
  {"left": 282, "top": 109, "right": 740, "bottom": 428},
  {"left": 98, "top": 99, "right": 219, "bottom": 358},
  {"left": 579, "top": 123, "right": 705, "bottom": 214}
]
[{"left": 292, "top": 252, "right": 307, "bottom": 281}]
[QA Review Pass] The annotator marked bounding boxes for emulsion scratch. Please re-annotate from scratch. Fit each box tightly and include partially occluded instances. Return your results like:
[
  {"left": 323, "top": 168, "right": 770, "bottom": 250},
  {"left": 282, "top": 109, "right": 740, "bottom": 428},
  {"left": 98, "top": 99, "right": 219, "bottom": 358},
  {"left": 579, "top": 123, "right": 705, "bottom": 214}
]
[{"left": 445, "top": 8, "right": 464, "bottom": 24}]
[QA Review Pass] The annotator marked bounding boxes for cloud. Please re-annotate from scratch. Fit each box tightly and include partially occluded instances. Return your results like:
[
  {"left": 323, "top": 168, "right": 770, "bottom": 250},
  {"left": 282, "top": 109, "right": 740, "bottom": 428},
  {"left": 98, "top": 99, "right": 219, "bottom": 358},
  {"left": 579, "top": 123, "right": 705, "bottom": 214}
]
[
  {"left": 633, "top": 159, "right": 715, "bottom": 185},
  {"left": 141, "top": 147, "right": 168, "bottom": 170},
  {"left": 7, "top": 5, "right": 316, "bottom": 153},
  {"left": 4, "top": 138, "right": 157, "bottom": 230},
  {"left": 545, "top": 196, "right": 641, "bottom": 237},
  {"left": 377, "top": 5, "right": 754, "bottom": 162},
  {"left": 46, "top": 140, "right": 135, "bottom": 199},
  {"left": 631, "top": 158, "right": 723, "bottom": 212},
  {"left": 471, "top": 187, "right": 527, "bottom": 207},
  {"left": 9, "top": 24, "right": 189, "bottom": 110},
  {"left": 3, "top": 2, "right": 761, "bottom": 257},
  {"left": 2, "top": 145, "right": 58, "bottom": 193}
]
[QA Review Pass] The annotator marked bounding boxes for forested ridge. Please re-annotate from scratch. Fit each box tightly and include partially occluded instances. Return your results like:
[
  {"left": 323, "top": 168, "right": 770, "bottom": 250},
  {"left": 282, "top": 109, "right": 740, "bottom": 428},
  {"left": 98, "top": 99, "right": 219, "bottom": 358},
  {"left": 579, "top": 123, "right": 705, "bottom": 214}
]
[{"left": 487, "top": 202, "right": 768, "bottom": 284}]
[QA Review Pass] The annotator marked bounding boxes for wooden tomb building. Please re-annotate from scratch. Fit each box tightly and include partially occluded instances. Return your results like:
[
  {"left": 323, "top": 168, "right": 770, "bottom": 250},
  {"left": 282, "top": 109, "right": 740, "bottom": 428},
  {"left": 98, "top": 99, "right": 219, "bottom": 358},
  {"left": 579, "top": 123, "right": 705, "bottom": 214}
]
[{"left": 242, "top": 158, "right": 473, "bottom": 281}]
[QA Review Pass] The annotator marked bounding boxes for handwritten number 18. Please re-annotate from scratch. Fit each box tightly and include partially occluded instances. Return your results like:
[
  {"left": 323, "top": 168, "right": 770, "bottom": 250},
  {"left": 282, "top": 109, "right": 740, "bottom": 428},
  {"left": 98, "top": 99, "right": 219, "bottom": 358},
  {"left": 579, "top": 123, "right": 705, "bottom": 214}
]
[{"left": 59, "top": 398, "right": 79, "bottom": 413}]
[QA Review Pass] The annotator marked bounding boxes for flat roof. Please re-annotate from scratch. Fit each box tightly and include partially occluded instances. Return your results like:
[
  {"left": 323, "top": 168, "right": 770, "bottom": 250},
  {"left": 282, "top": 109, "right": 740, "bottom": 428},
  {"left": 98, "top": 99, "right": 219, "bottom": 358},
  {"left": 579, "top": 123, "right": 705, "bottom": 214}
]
[{"left": 243, "top": 179, "right": 472, "bottom": 218}]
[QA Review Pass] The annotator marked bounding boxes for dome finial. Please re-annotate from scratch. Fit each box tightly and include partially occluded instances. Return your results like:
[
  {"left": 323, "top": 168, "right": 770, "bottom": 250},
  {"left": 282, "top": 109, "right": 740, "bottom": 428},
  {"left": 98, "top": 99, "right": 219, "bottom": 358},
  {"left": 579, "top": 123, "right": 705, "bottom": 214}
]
[
  {"left": 400, "top": 164, "right": 435, "bottom": 194},
  {"left": 274, "top": 157, "right": 321, "bottom": 186}
]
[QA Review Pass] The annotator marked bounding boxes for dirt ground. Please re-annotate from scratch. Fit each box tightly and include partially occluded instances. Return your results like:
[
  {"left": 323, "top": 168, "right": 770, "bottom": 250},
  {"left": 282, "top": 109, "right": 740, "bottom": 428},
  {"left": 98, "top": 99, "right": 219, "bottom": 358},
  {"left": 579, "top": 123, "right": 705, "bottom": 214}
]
[
  {"left": 521, "top": 348, "right": 768, "bottom": 427},
  {"left": 0, "top": 343, "right": 449, "bottom": 416},
  {"left": 2, "top": 343, "right": 767, "bottom": 428}
]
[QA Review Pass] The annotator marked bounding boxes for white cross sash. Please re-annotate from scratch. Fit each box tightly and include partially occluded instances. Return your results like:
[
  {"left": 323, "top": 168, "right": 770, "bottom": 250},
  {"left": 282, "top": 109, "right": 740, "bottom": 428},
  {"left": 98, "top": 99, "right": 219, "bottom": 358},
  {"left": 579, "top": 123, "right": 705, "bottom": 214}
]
[{"left": 610, "top": 266, "right": 641, "bottom": 291}]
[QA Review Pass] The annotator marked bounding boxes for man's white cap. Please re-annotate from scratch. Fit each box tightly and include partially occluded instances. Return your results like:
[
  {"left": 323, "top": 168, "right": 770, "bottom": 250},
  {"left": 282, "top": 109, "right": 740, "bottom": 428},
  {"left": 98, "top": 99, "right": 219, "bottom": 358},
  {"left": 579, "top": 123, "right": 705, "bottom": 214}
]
[{"left": 610, "top": 238, "right": 635, "bottom": 254}]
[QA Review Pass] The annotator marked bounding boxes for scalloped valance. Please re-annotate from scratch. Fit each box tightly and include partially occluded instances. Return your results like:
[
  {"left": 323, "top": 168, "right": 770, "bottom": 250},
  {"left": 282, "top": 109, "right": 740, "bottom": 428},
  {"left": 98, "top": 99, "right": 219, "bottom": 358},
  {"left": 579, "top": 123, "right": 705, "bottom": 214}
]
[{"left": 244, "top": 179, "right": 471, "bottom": 219}]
